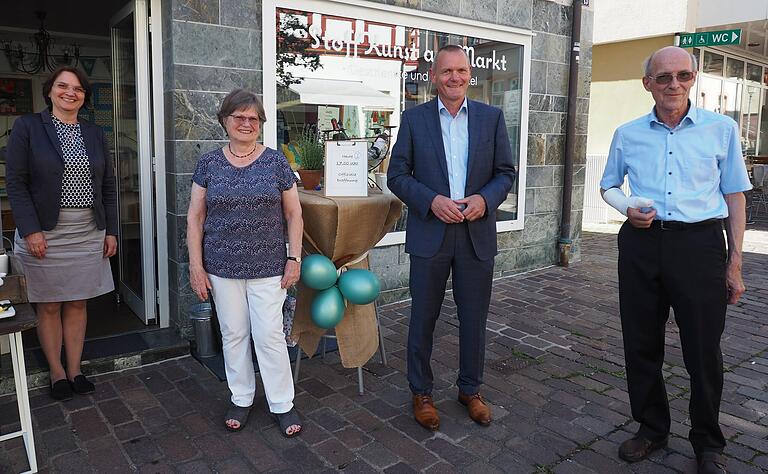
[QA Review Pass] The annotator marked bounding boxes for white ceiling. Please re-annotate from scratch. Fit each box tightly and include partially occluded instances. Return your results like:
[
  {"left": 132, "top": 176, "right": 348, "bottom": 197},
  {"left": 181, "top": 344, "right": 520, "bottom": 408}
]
[{"left": 3, "top": 1, "right": 127, "bottom": 37}]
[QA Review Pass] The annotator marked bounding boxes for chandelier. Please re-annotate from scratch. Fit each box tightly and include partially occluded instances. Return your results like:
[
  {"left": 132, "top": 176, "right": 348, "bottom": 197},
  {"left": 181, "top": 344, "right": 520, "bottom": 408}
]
[{"left": 3, "top": 11, "right": 80, "bottom": 75}]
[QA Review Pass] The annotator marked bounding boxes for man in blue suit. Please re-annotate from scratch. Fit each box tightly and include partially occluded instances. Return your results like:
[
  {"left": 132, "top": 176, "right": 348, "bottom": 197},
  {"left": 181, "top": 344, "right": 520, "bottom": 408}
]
[{"left": 387, "top": 45, "right": 516, "bottom": 430}]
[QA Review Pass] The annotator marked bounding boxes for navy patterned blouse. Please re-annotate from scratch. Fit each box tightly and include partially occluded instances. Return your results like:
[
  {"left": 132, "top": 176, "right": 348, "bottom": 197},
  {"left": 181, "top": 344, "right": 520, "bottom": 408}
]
[
  {"left": 192, "top": 147, "right": 298, "bottom": 279},
  {"left": 51, "top": 114, "right": 94, "bottom": 208}
]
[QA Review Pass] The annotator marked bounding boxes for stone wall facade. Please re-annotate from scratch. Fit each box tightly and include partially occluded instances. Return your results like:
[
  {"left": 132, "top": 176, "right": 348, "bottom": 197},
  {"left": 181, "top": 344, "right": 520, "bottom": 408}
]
[{"left": 162, "top": 0, "right": 593, "bottom": 333}]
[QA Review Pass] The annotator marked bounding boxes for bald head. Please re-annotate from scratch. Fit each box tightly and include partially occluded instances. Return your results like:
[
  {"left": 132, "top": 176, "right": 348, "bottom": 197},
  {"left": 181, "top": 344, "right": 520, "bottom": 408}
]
[{"left": 643, "top": 46, "right": 698, "bottom": 77}]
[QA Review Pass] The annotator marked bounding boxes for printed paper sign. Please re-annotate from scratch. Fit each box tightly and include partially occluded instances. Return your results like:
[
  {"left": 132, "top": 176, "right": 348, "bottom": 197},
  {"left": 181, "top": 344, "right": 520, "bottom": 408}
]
[{"left": 324, "top": 140, "right": 368, "bottom": 197}]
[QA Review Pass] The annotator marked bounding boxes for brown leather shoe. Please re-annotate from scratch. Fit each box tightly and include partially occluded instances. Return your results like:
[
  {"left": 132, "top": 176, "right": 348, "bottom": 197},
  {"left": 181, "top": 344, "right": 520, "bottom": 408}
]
[
  {"left": 458, "top": 392, "right": 492, "bottom": 426},
  {"left": 618, "top": 435, "right": 668, "bottom": 463},
  {"left": 412, "top": 394, "right": 440, "bottom": 431}
]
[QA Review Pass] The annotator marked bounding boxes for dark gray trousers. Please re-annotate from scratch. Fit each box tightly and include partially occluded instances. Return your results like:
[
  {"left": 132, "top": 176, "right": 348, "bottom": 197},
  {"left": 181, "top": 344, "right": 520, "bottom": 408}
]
[{"left": 407, "top": 222, "right": 494, "bottom": 395}]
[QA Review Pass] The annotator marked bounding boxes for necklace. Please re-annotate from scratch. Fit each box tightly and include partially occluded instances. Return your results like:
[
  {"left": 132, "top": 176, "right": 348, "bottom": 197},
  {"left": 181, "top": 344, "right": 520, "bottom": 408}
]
[{"left": 228, "top": 142, "right": 258, "bottom": 159}]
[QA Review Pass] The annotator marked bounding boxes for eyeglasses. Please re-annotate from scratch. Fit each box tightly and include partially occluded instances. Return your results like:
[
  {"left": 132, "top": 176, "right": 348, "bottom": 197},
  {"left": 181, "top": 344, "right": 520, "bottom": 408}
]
[
  {"left": 229, "top": 114, "right": 260, "bottom": 125},
  {"left": 647, "top": 71, "right": 695, "bottom": 85},
  {"left": 54, "top": 82, "right": 86, "bottom": 94}
]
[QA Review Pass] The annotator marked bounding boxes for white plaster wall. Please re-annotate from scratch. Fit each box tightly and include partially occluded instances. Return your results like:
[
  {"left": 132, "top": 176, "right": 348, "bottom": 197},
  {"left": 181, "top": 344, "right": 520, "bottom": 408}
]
[
  {"left": 586, "top": 79, "right": 655, "bottom": 155},
  {"left": 697, "top": 0, "right": 768, "bottom": 28},
  {"left": 594, "top": 0, "right": 695, "bottom": 44}
]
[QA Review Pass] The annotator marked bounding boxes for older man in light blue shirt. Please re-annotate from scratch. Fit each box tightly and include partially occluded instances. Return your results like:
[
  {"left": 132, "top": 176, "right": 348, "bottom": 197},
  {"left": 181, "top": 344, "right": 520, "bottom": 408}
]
[
  {"left": 601, "top": 105, "right": 751, "bottom": 223},
  {"left": 599, "top": 46, "right": 751, "bottom": 474}
]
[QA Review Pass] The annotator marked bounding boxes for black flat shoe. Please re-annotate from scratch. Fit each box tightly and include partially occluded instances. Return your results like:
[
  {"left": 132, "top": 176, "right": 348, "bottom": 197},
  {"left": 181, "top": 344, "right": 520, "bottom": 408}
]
[
  {"left": 51, "top": 379, "right": 73, "bottom": 401},
  {"left": 70, "top": 374, "right": 95, "bottom": 394},
  {"left": 698, "top": 452, "right": 728, "bottom": 474}
]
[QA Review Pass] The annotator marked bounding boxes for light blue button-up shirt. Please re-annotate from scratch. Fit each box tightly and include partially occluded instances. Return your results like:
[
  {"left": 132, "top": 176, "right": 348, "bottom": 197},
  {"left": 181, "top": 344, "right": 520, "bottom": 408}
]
[
  {"left": 600, "top": 103, "right": 752, "bottom": 222},
  {"left": 437, "top": 96, "right": 469, "bottom": 201}
]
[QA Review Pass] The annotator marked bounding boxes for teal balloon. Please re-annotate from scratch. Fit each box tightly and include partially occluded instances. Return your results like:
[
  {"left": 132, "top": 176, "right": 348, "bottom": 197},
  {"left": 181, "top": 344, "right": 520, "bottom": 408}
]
[
  {"left": 311, "top": 287, "right": 345, "bottom": 329},
  {"left": 300, "top": 254, "right": 338, "bottom": 290},
  {"left": 337, "top": 269, "right": 381, "bottom": 305}
]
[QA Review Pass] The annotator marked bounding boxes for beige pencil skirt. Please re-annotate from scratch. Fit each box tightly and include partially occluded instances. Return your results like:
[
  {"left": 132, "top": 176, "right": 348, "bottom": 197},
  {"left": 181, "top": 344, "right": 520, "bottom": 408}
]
[{"left": 14, "top": 208, "right": 115, "bottom": 303}]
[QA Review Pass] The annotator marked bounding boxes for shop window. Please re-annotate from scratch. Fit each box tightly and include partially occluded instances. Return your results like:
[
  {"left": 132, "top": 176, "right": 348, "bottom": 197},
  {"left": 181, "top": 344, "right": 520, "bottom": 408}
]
[
  {"left": 743, "top": 65, "right": 763, "bottom": 155},
  {"left": 703, "top": 51, "right": 724, "bottom": 76},
  {"left": 742, "top": 85, "right": 761, "bottom": 155},
  {"left": 722, "top": 80, "right": 742, "bottom": 123},
  {"left": 747, "top": 63, "right": 762, "bottom": 83},
  {"left": 697, "top": 75, "right": 722, "bottom": 113},
  {"left": 758, "top": 89, "right": 768, "bottom": 155},
  {"left": 272, "top": 6, "right": 526, "bottom": 233},
  {"left": 725, "top": 58, "right": 744, "bottom": 80},
  {"left": 694, "top": 49, "right": 768, "bottom": 156}
]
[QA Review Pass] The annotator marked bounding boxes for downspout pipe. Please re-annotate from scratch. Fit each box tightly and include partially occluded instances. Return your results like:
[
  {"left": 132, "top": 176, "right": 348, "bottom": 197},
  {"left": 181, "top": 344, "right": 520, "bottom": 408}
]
[{"left": 558, "top": 0, "right": 584, "bottom": 267}]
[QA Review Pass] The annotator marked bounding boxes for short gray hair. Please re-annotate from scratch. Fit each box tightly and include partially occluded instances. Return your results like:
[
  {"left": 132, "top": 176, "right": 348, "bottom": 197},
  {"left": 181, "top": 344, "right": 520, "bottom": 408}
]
[
  {"left": 643, "top": 49, "right": 699, "bottom": 76},
  {"left": 217, "top": 89, "right": 267, "bottom": 131},
  {"left": 432, "top": 44, "right": 471, "bottom": 69}
]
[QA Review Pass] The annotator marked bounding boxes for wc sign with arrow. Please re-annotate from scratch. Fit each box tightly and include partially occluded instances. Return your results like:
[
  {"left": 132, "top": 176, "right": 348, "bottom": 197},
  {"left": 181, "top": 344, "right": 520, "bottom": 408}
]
[{"left": 679, "top": 29, "right": 741, "bottom": 48}]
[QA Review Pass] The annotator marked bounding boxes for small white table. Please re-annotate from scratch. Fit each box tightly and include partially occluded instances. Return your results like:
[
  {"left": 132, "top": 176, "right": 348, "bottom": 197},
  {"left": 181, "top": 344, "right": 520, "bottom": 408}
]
[{"left": 0, "top": 304, "right": 38, "bottom": 473}]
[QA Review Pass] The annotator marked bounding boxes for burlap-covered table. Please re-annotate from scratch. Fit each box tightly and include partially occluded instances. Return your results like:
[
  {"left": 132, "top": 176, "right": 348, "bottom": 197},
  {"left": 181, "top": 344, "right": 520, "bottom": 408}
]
[{"left": 291, "top": 189, "right": 402, "bottom": 368}]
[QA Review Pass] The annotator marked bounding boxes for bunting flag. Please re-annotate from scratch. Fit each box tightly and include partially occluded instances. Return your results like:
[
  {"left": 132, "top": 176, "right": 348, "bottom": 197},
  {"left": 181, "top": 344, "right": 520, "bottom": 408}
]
[{"left": 81, "top": 57, "right": 96, "bottom": 76}]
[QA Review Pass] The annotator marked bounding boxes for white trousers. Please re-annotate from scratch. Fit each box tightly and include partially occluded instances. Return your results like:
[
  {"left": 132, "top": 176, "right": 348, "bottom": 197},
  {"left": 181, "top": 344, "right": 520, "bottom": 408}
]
[{"left": 209, "top": 274, "right": 294, "bottom": 414}]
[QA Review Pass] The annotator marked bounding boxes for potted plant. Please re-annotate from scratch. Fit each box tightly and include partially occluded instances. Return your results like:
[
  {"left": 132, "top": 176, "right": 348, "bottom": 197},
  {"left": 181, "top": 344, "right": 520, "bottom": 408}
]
[{"left": 296, "top": 127, "right": 324, "bottom": 190}]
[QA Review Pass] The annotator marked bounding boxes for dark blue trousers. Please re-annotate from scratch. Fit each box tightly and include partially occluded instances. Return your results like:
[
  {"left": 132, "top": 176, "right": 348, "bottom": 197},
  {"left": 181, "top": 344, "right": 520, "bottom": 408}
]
[{"left": 407, "top": 222, "right": 494, "bottom": 395}]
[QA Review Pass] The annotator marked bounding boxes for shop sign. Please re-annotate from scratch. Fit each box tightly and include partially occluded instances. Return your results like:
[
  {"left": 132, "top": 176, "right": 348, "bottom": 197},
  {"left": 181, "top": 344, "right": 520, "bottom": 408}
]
[
  {"left": 291, "top": 16, "right": 510, "bottom": 71},
  {"left": 679, "top": 30, "right": 741, "bottom": 48}
]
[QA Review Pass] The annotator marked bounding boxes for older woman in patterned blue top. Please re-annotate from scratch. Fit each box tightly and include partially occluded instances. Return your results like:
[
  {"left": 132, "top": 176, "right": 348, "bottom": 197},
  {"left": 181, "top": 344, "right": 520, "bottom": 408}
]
[{"left": 187, "top": 89, "right": 304, "bottom": 436}]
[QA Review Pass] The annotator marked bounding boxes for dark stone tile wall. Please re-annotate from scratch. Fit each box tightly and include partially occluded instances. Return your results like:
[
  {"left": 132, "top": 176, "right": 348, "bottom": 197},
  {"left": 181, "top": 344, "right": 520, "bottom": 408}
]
[
  {"left": 162, "top": 0, "right": 263, "bottom": 333},
  {"left": 161, "top": 0, "right": 593, "bottom": 315}
]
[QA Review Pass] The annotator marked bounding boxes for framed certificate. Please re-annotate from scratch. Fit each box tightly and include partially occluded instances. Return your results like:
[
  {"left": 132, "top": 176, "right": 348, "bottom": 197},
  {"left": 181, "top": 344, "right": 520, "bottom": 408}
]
[{"left": 324, "top": 140, "right": 368, "bottom": 197}]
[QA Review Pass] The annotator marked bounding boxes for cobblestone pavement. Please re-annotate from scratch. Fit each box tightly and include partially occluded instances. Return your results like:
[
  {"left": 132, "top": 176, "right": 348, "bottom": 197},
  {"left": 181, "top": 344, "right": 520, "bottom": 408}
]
[{"left": 1, "top": 228, "right": 767, "bottom": 473}]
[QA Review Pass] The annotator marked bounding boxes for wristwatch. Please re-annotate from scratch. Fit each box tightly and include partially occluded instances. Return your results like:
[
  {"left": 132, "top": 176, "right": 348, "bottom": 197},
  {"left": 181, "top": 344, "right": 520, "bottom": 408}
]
[{"left": 287, "top": 256, "right": 302, "bottom": 263}]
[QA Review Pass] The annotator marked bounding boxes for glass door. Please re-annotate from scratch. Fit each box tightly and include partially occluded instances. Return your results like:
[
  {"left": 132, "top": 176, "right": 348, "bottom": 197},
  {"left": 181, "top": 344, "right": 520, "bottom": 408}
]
[
  {"left": 110, "top": 1, "right": 156, "bottom": 323},
  {"left": 742, "top": 84, "right": 762, "bottom": 155}
]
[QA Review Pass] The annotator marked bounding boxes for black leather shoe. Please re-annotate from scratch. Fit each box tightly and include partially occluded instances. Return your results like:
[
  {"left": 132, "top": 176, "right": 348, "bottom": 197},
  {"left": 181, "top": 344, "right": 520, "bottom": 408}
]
[
  {"left": 618, "top": 434, "right": 668, "bottom": 462},
  {"left": 50, "top": 379, "right": 73, "bottom": 401},
  {"left": 697, "top": 452, "right": 727, "bottom": 474},
  {"left": 70, "top": 374, "right": 95, "bottom": 394}
]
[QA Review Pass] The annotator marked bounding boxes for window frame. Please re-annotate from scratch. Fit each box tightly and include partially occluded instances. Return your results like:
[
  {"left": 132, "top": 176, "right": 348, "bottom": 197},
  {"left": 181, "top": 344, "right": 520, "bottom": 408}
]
[{"left": 263, "top": 0, "right": 533, "bottom": 245}]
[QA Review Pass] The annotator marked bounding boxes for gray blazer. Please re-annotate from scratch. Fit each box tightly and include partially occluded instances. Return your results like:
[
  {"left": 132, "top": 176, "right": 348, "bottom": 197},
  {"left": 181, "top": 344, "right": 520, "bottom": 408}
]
[{"left": 5, "top": 108, "right": 118, "bottom": 237}]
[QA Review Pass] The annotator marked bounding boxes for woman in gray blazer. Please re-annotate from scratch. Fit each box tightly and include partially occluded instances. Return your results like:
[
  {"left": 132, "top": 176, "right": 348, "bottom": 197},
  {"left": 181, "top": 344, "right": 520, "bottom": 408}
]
[{"left": 6, "top": 66, "right": 118, "bottom": 400}]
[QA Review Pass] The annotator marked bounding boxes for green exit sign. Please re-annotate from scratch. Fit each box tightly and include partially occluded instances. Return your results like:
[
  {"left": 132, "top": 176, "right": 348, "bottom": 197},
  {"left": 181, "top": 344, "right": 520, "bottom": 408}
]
[{"left": 679, "top": 29, "right": 741, "bottom": 48}]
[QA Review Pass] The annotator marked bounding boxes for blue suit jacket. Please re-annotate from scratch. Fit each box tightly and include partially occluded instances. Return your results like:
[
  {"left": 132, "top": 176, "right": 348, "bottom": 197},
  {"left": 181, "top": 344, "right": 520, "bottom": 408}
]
[
  {"left": 5, "top": 108, "right": 118, "bottom": 237},
  {"left": 387, "top": 98, "right": 516, "bottom": 260}
]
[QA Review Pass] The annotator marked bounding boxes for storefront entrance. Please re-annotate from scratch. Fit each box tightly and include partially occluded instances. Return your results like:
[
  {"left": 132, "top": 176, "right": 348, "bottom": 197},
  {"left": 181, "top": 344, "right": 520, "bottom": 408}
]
[{"left": 0, "top": 0, "right": 169, "bottom": 346}]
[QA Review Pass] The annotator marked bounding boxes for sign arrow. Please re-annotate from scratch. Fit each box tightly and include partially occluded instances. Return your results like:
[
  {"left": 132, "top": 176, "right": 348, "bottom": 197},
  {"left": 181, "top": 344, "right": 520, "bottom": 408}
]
[{"left": 732, "top": 31, "right": 739, "bottom": 42}]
